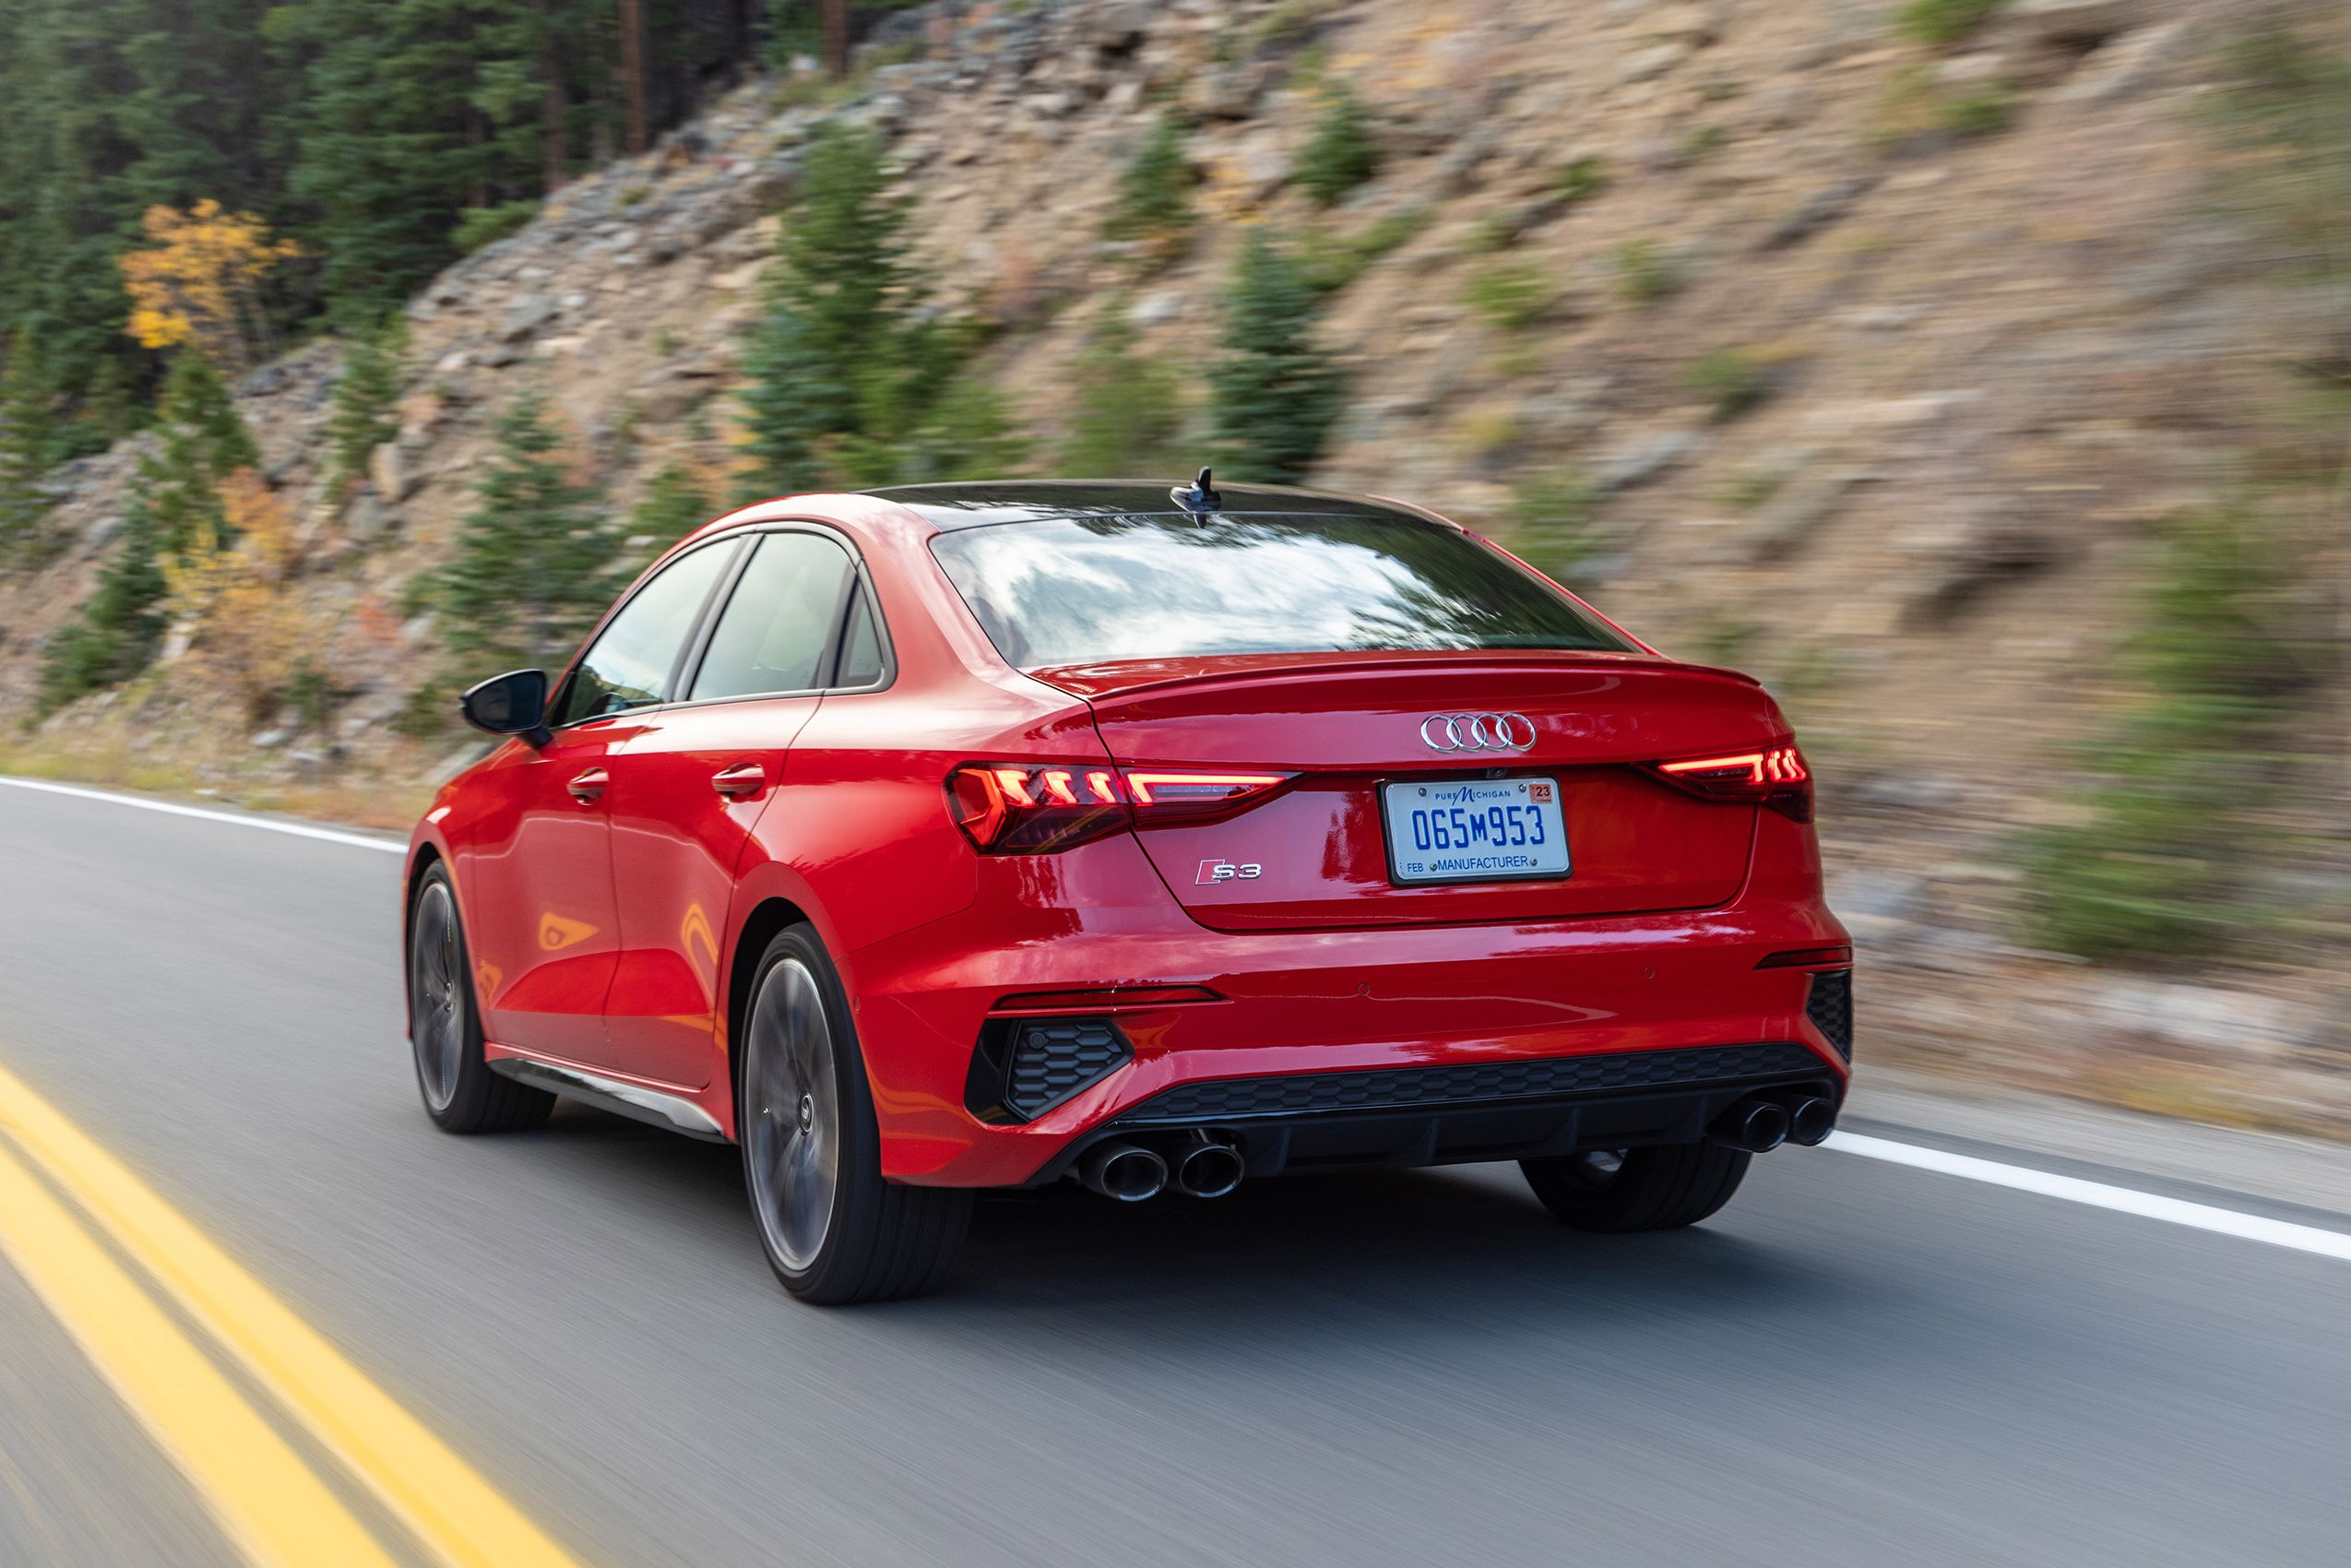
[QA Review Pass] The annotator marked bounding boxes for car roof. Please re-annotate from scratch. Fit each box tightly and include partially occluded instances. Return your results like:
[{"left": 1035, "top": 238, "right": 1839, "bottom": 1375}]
[{"left": 859, "top": 480, "right": 1458, "bottom": 531}]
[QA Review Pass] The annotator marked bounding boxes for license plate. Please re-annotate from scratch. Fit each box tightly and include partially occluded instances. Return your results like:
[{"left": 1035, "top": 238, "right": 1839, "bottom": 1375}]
[{"left": 1382, "top": 777, "right": 1571, "bottom": 885}]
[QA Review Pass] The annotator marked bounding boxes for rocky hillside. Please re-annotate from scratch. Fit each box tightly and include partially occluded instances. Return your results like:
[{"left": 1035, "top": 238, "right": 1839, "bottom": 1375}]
[{"left": 3, "top": 0, "right": 2345, "bottom": 1127}]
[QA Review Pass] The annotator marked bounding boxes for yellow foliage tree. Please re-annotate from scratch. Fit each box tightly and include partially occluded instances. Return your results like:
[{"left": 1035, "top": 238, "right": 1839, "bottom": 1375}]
[
  {"left": 120, "top": 200, "right": 302, "bottom": 373},
  {"left": 160, "top": 469, "right": 313, "bottom": 724}
]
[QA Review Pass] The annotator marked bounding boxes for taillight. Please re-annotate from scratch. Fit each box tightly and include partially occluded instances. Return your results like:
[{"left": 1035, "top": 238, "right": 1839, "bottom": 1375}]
[
  {"left": 947, "top": 765, "right": 1292, "bottom": 853},
  {"left": 1645, "top": 744, "right": 1813, "bottom": 822}
]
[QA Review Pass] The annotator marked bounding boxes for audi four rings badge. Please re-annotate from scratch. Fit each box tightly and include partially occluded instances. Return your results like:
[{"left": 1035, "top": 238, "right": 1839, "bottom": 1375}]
[{"left": 1419, "top": 713, "right": 1537, "bottom": 752}]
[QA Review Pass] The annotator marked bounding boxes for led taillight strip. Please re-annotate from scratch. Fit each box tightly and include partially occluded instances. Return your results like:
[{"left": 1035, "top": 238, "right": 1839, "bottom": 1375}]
[
  {"left": 949, "top": 764, "right": 1295, "bottom": 853},
  {"left": 1656, "top": 747, "right": 1810, "bottom": 785},
  {"left": 1124, "top": 770, "right": 1291, "bottom": 805},
  {"left": 1646, "top": 743, "right": 1814, "bottom": 823}
]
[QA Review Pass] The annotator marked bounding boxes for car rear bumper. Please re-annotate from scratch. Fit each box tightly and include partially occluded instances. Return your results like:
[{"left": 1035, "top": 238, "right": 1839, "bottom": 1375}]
[
  {"left": 845, "top": 837, "right": 1850, "bottom": 1187},
  {"left": 1028, "top": 1040, "right": 1841, "bottom": 1187}
]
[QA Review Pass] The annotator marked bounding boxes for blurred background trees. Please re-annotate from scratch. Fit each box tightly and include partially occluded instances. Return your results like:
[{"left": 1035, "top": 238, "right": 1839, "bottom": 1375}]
[{"left": 0, "top": 1, "right": 897, "bottom": 423}]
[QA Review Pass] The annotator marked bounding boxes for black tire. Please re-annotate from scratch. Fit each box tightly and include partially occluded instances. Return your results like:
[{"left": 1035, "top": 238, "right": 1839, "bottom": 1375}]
[
  {"left": 406, "top": 863, "right": 554, "bottom": 1134},
  {"left": 738, "top": 924, "right": 970, "bottom": 1305},
  {"left": 1520, "top": 1142, "right": 1750, "bottom": 1232}
]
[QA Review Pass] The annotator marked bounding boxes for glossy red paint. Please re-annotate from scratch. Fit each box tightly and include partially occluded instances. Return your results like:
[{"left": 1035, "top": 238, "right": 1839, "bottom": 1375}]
[{"left": 406, "top": 484, "right": 1849, "bottom": 1184}]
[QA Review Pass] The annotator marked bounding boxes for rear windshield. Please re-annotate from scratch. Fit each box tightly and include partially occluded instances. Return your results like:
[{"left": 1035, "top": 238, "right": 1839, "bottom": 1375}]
[{"left": 929, "top": 512, "right": 1632, "bottom": 668}]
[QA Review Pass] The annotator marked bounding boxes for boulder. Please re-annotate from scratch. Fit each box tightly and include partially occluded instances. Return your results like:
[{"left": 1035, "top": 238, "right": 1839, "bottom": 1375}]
[{"left": 496, "top": 294, "right": 559, "bottom": 343}]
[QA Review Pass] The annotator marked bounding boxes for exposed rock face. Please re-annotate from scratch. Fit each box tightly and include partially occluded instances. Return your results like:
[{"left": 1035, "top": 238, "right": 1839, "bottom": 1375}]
[{"left": 1, "top": 0, "right": 2344, "bottom": 1125}]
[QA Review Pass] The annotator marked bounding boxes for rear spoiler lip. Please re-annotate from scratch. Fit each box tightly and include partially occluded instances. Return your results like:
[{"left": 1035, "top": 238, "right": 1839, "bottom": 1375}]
[{"left": 1027, "top": 650, "right": 1763, "bottom": 702}]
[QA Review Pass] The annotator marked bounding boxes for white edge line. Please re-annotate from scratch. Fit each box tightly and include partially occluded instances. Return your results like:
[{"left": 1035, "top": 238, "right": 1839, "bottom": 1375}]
[
  {"left": 1826, "top": 1130, "right": 2351, "bottom": 1264},
  {"left": 9, "top": 774, "right": 2349, "bottom": 1263},
  {"left": 0, "top": 777, "right": 407, "bottom": 856}
]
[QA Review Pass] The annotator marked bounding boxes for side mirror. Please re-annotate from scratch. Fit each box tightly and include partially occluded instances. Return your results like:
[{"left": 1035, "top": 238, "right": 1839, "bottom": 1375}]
[{"left": 459, "top": 669, "right": 552, "bottom": 746}]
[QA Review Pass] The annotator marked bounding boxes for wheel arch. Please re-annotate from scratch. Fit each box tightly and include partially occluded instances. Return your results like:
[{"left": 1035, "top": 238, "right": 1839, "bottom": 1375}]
[
  {"left": 399, "top": 840, "right": 447, "bottom": 1038},
  {"left": 724, "top": 895, "right": 814, "bottom": 1135}
]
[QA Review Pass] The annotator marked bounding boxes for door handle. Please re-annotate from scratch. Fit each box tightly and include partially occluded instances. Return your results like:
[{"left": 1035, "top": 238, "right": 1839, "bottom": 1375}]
[
  {"left": 566, "top": 767, "right": 609, "bottom": 804},
  {"left": 710, "top": 762, "right": 767, "bottom": 799}
]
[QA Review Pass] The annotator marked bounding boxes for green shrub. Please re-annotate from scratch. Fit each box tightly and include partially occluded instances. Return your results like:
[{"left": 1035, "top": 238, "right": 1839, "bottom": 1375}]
[
  {"left": 1253, "top": 0, "right": 1340, "bottom": 50},
  {"left": 1208, "top": 235, "right": 1345, "bottom": 484},
  {"left": 1870, "top": 64, "right": 2018, "bottom": 147},
  {"left": 895, "top": 376, "right": 1031, "bottom": 484},
  {"left": 1688, "top": 348, "right": 1774, "bottom": 422},
  {"left": 1553, "top": 155, "right": 1609, "bottom": 207},
  {"left": 1720, "top": 468, "right": 1786, "bottom": 511},
  {"left": 1294, "top": 85, "right": 1381, "bottom": 207},
  {"left": 1612, "top": 239, "right": 1685, "bottom": 303},
  {"left": 1678, "top": 125, "right": 1730, "bottom": 164},
  {"left": 1894, "top": 0, "right": 2006, "bottom": 48},
  {"left": 326, "top": 316, "right": 407, "bottom": 494},
  {"left": 2024, "top": 510, "right": 2310, "bottom": 960},
  {"left": 450, "top": 198, "right": 540, "bottom": 254},
  {"left": 1297, "top": 208, "right": 1422, "bottom": 294},
  {"left": 1465, "top": 260, "right": 1556, "bottom": 330},
  {"left": 1505, "top": 468, "right": 1601, "bottom": 580},
  {"left": 629, "top": 457, "right": 716, "bottom": 552},
  {"left": 39, "top": 355, "right": 256, "bottom": 713},
  {"left": 1061, "top": 315, "right": 1188, "bottom": 476},
  {"left": 1103, "top": 113, "right": 1194, "bottom": 259},
  {"left": 1940, "top": 84, "right": 2017, "bottom": 137}
]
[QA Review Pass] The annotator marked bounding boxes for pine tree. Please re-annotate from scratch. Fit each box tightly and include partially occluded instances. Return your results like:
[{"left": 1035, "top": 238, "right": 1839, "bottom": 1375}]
[
  {"left": 735, "top": 302, "right": 841, "bottom": 500},
  {"left": 888, "top": 375, "right": 1028, "bottom": 485},
  {"left": 770, "top": 122, "right": 920, "bottom": 400},
  {"left": 1103, "top": 113, "right": 1193, "bottom": 261},
  {"left": 630, "top": 454, "right": 716, "bottom": 549},
  {"left": 326, "top": 316, "right": 408, "bottom": 494},
  {"left": 1293, "top": 84, "right": 1381, "bottom": 207},
  {"left": 1061, "top": 314, "right": 1186, "bottom": 477},
  {"left": 279, "top": 0, "right": 555, "bottom": 314},
  {"left": 0, "top": 328, "right": 57, "bottom": 554},
  {"left": 435, "top": 388, "right": 616, "bottom": 674},
  {"left": 1208, "top": 236, "right": 1346, "bottom": 485},
  {"left": 737, "top": 120, "right": 962, "bottom": 493},
  {"left": 38, "top": 354, "right": 257, "bottom": 711}
]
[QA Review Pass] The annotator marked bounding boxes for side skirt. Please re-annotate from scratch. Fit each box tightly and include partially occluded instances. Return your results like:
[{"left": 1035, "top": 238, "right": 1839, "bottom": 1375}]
[{"left": 487, "top": 1056, "right": 730, "bottom": 1143}]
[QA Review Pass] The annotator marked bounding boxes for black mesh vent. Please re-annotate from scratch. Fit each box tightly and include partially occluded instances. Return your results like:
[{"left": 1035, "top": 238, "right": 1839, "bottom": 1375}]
[
  {"left": 1807, "top": 970, "right": 1853, "bottom": 1060},
  {"left": 1114, "top": 1041, "right": 1824, "bottom": 1125},
  {"left": 1003, "top": 1017, "right": 1132, "bottom": 1120}
]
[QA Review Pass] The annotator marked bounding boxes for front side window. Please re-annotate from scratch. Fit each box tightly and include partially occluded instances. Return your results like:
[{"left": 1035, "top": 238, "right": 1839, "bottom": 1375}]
[
  {"left": 928, "top": 512, "right": 1633, "bottom": 668},
  {"left": 553, "top": 543, "right": 734, "bottom": 726},
  {"left": 690, "top": 532, "right": 861, "bottom": 701}
]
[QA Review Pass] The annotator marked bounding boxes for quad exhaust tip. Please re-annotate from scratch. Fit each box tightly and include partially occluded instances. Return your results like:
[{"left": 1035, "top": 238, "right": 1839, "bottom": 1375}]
[
  {"left": 1080, "top": 1140, "right": 1168, "bottom": 1203},
  {"left": 1710, "top": 1099, "right": 1791, "bottom": 1155},
  {"left": 1787, "top": 1096, "right": 1835, "bottom": 1146},
  {"left": 1709, "top": 1094, "right": 1836, "bottom": 1154},
  {"left": 1171, "top": 1134, "right": 1244, "bottom": 1199}
]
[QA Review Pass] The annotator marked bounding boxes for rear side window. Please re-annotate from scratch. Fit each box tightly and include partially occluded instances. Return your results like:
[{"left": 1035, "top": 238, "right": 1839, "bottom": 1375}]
[
  {"left": 837, "top": 592, "right": 885, "bottom": 686},
  {"left": 928, "top": 512, "right": 1631, "bottom": 668},
  {"left": 690, "top": 532, "right": 859, "bottom": 700},
  {"left": 554, "top": 541, "right": 734, "bottom": 726}
]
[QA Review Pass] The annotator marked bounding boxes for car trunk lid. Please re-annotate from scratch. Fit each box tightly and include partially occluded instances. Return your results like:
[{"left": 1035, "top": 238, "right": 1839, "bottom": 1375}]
[{"left": 1039, "top": 653, "right": 1775, "bottom": 932}]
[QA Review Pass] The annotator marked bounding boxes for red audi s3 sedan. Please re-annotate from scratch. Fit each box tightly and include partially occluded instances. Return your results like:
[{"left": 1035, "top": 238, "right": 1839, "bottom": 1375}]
[{"left": 404, "top": 474, "right": 1851, "bottom": 1304}]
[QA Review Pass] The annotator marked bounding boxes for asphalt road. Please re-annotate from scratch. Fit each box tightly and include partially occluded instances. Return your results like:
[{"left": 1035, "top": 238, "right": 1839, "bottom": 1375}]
[{"left": 4, "top": 779, "right": 2349, "bottom": 1568}]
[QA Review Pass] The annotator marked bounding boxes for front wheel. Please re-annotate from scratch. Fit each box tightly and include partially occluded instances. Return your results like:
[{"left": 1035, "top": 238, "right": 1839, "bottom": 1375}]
[
  {"left": 1520, "top": 1142, "right": 1750, "bottom": 1232},
  {"left": 739, "top": 925, "right": 970, "bottom": 1304},
  {"left": 406, "top": 864, "right": 553, "bottom": 1134}
]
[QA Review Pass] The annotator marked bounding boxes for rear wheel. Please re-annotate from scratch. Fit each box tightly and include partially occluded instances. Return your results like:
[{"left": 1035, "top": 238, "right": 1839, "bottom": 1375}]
[
  {"left": 406, "top": 864, "right": 553, "bottom": 1134},
  {"left": 1520, "top": 1142, "right": 1749, "bottom": 1232},
  {"left": 739, "top": 925, "right": 970, "bottom": 1304}
]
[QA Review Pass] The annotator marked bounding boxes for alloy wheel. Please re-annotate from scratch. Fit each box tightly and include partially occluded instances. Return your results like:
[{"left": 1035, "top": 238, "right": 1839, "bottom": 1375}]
[
  {"left": 409, "top": 882, "right": 463, "bottom": 1111},
  {"left": 744, "top": 957, "right": 841, "bottom": 1272}
]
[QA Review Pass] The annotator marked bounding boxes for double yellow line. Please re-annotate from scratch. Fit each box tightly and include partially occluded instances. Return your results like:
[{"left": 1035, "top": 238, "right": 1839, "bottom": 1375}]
[{"left": 0, "top": 1059, "right": 588, "bottom": 1568}]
